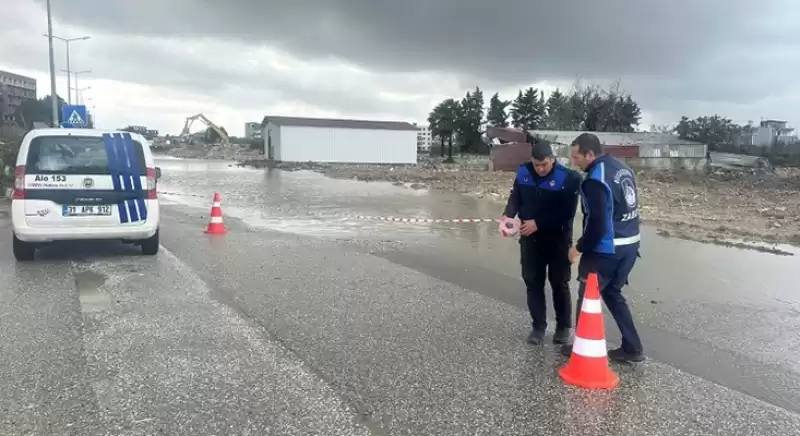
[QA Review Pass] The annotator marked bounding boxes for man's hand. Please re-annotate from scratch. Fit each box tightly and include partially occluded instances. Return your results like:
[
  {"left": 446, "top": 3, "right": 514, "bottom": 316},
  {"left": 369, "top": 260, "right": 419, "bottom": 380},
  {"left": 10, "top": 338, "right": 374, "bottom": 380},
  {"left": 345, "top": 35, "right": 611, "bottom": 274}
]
[
  {"left": 568, "top": 246, "right": 580, "bottom": 264},
  {"left": 520, "top": 220, "right": 538, "bottom": 236}
]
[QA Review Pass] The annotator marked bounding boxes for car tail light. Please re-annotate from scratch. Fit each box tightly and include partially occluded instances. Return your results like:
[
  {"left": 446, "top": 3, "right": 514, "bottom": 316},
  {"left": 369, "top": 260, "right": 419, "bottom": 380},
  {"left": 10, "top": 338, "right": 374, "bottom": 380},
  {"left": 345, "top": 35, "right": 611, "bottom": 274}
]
[
  {"left": 146, "top": 168, "right": 157, "bottom": 199},
  {"left": 11, "top": 166, "right": 25, "bottom": 199}
]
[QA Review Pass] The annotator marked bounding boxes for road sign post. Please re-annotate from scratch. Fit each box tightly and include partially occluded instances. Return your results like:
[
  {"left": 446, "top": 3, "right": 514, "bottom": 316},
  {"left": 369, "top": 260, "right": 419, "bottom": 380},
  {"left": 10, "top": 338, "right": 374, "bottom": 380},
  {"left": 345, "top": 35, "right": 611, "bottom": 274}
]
[{"left": 61, "top": 105, "right": 88, "bottom": 128}]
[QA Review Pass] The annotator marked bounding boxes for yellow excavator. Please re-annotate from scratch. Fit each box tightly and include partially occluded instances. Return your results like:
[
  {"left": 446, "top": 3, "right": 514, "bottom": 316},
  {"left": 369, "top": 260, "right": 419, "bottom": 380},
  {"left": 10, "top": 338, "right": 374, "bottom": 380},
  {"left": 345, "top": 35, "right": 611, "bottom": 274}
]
[{"left": 180, "top": 113, "right": 231, "bottom": 147}]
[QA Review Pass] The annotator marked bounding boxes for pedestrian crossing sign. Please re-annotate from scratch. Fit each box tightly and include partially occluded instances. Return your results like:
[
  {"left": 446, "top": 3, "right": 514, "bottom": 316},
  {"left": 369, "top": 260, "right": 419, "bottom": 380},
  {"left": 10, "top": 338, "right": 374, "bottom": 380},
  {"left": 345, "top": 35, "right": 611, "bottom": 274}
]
[
  {"left": 61, "top": 105, "right": 88, "bottom": 128},
  {"left": 67, "top": 110, "right": 85, "bottom": 125}
]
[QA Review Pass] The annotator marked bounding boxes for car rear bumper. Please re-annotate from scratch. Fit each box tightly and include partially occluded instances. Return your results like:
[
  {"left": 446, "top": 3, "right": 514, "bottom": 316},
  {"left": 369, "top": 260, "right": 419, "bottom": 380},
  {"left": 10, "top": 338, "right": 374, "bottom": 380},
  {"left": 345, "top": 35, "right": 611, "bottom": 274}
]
[{"left": 11, "top": 200, "right": 159, "bottom": 243}]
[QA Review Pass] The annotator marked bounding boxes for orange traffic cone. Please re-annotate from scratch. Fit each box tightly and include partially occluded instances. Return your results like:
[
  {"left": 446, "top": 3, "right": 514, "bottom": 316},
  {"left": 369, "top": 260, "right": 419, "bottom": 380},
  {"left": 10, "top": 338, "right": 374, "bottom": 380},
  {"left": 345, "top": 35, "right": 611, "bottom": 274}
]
[
  {"left": 204, "top": 192, "right": 226, "bottom": 235},
  {"left": 558, "top": 272, "right": 620, "bottom": 390}
]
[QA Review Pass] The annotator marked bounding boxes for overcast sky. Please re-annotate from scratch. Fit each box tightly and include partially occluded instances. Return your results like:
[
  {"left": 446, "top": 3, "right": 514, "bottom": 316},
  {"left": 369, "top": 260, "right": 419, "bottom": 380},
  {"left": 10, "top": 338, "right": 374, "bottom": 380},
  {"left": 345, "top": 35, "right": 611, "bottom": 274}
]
[{"left": 1, "top": 0, "right": 798, "bottom": 136}]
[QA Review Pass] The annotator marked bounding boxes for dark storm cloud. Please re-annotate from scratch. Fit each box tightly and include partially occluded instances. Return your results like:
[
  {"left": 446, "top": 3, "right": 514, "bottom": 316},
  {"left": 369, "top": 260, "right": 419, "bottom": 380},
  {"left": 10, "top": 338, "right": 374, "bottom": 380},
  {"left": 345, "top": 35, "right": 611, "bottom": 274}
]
[
  {"left": 1, "top": 14, "right": 436, "bottom": 119},
  {"left": 36, "top": 0, "right": 796, "bottom": 84},
  {"left": 11, "top": 0, "right": 800, "bottom": 126}
]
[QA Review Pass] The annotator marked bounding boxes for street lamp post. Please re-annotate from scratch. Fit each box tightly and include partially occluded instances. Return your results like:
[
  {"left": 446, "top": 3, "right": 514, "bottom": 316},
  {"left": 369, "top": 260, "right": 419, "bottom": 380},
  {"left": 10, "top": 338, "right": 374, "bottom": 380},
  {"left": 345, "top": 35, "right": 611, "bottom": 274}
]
[
  {"left": 44, "top": 33, "right": 90, "bottom": 105},
  {"left": 68, "top": 70, "right": 91, "bottom": 104},
  {"left": 45, "top": 0, "right": 58, "bottom": 126},
  {"left": 75, "top": 85, "right": 92, "bottom": 105}
]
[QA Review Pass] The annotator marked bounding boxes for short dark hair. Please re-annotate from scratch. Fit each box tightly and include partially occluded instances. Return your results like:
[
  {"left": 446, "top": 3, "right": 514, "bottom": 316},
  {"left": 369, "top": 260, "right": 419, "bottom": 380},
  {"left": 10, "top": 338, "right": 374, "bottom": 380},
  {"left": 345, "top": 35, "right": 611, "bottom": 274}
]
[
  {"left": 571, "top": 133, "right": 604, "bottom": 156},
  {"left": 531, "top": 140, "right": 554, "bottom": 161}
]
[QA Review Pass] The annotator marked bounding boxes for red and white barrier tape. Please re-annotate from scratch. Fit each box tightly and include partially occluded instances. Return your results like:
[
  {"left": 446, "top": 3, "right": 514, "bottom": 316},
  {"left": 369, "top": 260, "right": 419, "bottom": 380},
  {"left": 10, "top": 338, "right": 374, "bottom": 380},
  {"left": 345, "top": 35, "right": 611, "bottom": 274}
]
[
  {"left": 158, "top": 190, "right": 209, "bottom": 198},
  {"left": 159, "top": 191, "right": 499, "bottom": 224},
  {"left": 356, "top": 216, "right": 500, "bottom": 224}
]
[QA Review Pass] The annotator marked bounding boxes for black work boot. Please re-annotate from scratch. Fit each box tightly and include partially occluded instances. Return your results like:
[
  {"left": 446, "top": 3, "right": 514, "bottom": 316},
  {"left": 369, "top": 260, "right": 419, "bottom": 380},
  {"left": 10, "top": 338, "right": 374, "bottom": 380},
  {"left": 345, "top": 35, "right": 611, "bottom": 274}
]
[
  {"left": 552, "top": 327, "right": 572, "bottom": 345},
  {"left": 526, "top": 329, "right": 546, "bottom": 345},
  {"left": 608, "top": 347, "right": 645, "bottom": 363},
  {"left": 559, "top": 344, "right": 573, "bottom": 357}
]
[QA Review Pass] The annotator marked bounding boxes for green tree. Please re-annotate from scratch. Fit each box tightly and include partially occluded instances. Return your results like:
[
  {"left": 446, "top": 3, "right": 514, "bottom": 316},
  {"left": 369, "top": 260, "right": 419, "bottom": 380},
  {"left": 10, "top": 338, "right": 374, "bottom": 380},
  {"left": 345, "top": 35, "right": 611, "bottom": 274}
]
[
  {"left": 566, "top": 82, "right": 641, "bottom": 132},
  {"left": 545, "top": 89, "right": 573, "bottom": 130},
  {"left": 15, "top": 95, "right": 66, "bottom": 129},
  {"left": 674, "top": 115, "right": 745, "bottom": 150},
  {"left": 486, "top": 92, "right": 510, "bottom": 127},
  {"left": 510, "top": 87, "right": 545, "bottom": 131},
  {"left": 454, "top": 86, "right": 485, "bottom": 153},
  {"left": 428, "top": 98, "right": 460, "bottom": 161}
]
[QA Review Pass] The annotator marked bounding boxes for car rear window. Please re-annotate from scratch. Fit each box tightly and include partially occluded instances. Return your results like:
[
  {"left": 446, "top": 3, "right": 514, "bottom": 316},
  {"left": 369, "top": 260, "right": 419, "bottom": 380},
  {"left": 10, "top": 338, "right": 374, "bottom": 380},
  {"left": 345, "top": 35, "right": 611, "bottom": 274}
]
[{"left": 26, "top": 135, "right": 147, "bottom": 175}]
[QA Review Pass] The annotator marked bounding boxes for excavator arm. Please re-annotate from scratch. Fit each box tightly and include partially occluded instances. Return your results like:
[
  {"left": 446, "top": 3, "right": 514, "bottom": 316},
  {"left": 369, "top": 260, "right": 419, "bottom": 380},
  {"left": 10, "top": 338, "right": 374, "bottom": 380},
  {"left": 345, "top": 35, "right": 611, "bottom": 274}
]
[{"left": 179, "top": 113, "right": 231, "bottom": 147}]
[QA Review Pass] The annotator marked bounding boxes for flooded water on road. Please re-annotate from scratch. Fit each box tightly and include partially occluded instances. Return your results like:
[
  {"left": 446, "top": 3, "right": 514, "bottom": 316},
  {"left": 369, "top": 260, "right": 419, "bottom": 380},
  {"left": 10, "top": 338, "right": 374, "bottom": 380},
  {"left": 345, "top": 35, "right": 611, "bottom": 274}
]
[
  {"left": 156, "top": 157, "right": 500, "bottom": 239},
  {"left": 156, "top": 157, "right": 800, "bottom": 377}
]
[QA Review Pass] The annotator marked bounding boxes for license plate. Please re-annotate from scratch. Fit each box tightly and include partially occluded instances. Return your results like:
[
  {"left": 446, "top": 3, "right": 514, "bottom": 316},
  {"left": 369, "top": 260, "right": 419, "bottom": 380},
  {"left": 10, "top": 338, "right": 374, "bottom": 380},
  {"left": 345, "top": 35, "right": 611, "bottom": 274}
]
[{"left": 62, "top": 205, "right": 113, "bottom": 216}]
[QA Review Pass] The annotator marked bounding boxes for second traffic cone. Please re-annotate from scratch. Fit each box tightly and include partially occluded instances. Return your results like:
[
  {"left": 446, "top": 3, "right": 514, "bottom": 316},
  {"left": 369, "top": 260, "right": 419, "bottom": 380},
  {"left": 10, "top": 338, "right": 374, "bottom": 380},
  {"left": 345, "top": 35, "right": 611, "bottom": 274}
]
[
  {"left": 558, "top": 272, "right": 620, "bottom": 390},
  {"left": 204, "top": 192, "right": 226, "bottom": 234}
]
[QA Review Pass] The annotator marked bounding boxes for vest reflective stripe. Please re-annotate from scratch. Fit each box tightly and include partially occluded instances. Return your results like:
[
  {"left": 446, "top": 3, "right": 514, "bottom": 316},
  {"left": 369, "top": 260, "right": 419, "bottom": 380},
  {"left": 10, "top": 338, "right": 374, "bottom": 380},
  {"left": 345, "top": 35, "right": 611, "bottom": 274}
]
[{"left": 614, "top": 233, "right": 641, "bottom": 246}]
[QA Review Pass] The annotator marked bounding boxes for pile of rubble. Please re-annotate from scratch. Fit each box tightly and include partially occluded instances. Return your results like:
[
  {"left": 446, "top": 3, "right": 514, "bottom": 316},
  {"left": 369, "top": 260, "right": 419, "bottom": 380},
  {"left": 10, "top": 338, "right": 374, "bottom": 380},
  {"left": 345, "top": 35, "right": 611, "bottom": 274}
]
[{"left": 164, "top": 145, "right": 262, "bottom": 161}]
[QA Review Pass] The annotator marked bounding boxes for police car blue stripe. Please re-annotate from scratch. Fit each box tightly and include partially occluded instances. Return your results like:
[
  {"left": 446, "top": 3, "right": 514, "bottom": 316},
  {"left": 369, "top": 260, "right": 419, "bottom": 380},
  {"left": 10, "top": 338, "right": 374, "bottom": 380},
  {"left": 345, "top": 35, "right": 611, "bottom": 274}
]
[
  {"left": 122, "top": 133, "right": 148, "bottom": 221},
  {"left": 102, "top": 133, "right": 129, "bottom": 223},
  {"left": 113, "top": 134, "right": 140, "bottom": 222}
]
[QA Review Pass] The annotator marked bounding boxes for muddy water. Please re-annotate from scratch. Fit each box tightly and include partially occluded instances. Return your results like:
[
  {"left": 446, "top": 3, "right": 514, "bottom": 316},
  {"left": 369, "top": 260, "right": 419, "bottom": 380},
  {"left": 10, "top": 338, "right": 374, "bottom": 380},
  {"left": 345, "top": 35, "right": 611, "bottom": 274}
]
[
  {"left": 155, "top": 158, "right": 499, "bottom": 238},
  {"left": 156, "top": 157, "right": 800, "bottom": 381}
]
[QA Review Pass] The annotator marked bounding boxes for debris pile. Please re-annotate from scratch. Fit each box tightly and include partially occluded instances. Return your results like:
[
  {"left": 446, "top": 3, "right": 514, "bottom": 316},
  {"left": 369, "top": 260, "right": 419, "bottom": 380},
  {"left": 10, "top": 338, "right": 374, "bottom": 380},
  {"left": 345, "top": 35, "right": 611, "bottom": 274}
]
[{"left": 235, "top": 155, "right": 800, "bottom": 249}]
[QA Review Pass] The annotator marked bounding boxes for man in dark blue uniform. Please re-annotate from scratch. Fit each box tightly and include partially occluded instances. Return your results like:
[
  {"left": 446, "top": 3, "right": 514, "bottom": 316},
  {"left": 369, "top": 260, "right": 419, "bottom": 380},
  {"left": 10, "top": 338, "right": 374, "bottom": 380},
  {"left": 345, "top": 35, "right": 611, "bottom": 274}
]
[
  {"left": 562, "top": 133, "right": 644, "bottom": 362},
  {"left": 503, "top": 140, "right": 582, "bottom": 345}
]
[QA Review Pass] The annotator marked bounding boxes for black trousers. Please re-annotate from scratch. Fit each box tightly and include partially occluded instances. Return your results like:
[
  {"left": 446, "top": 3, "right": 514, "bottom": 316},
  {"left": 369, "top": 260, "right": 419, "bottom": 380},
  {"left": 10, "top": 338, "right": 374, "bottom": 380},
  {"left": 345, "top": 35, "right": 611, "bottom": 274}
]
[
  {"left": 520, "top": 236, "right": 572, "bottom": 331},
  {"left": 575, "top": 247, "right": 644, "bottom": 355}
]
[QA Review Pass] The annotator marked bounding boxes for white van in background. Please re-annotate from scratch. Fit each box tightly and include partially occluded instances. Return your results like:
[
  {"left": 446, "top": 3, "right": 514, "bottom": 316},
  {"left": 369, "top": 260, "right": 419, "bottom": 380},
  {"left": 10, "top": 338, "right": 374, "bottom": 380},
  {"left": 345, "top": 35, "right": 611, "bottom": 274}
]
[{"left": 10, "top": 128, "right": 161, "bottom": 261}]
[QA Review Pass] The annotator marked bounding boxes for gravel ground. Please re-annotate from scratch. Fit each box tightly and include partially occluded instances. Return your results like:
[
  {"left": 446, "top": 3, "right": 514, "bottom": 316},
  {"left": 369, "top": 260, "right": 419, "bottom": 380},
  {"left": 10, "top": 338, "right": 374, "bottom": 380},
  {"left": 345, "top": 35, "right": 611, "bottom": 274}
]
[{"left": 238, "top": 156, "right": 800, "bottom": 250}]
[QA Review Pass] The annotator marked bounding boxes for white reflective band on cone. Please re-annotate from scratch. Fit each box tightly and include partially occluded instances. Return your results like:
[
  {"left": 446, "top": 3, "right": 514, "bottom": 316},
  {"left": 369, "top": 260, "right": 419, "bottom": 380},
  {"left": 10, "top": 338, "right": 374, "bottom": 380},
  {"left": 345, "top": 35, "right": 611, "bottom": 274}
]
[
  {"left": 210, "top": 216, "right": 224, "bottom": 224},
  {"left": 581, "top": 298, "right": 603, "bottom": 314},
  {"left": 212, "top": 202, "right": 221, "bottom": 207},
  {"left": 614, "top": 233, "right": 641, "bottom": 246},
  {"left": 572, "top": 337, "right": 608, "bottom": 358}
]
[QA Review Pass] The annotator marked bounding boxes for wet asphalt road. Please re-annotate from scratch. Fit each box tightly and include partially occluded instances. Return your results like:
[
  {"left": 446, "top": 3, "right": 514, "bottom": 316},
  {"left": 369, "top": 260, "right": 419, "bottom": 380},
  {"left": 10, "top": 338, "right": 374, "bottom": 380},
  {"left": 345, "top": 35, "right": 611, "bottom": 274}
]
[{"left": 1, "top": 157, "right": 799, "bottom": 435}]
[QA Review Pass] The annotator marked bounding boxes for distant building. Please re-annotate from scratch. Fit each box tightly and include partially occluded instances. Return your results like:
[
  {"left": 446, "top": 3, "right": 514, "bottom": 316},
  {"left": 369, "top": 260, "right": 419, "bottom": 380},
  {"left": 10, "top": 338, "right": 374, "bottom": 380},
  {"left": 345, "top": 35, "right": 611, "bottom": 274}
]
[
  {"left": 245, "top": 122, "right": 262, "bottom": 140},
  {"left": 755, "top": 120, "right": 795, "bottom": 146},
  {"left": 261, "top": 116, "right": 418, "bottom": 164},
  {"left": 415, "top": 124, "right": 433, "bottom": 152},
  {"left": 0, "top": 70, "right": 37, "bottom": 123},
  {"left": 530, "top": 130, "right": 707, "bottom": 171}
]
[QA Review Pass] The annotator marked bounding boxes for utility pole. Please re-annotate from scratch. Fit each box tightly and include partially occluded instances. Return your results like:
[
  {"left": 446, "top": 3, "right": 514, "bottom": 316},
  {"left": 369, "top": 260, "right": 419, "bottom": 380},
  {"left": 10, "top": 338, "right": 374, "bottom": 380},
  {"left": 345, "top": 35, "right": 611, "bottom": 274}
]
[
  {"left": 45, "top": 34, "right": 90, "bottom": 105},
  {"left": 45, "top": 0, "right": 58, "bottom": 126}
]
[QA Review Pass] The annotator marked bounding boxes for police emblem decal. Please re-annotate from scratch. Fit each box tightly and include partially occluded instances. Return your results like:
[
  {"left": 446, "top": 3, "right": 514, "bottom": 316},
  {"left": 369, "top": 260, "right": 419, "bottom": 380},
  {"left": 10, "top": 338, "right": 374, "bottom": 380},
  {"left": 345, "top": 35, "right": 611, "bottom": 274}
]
[
  {"left": 621, "top": 178, "right": 637, "bottom": 208},
  {"left": 82, "top": 177, "right": 94, "bottom": 188}
]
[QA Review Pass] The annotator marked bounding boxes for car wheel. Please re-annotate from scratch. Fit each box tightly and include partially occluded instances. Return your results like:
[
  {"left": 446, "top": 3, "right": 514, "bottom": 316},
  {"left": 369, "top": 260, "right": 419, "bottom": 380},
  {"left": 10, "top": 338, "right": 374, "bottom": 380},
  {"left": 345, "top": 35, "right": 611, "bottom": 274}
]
[
  {"left": 141, "top": 229, "right": 160, "bottom": 256},
  {"left": 13, "top": 234, "right": 35, "bottom": 261}
]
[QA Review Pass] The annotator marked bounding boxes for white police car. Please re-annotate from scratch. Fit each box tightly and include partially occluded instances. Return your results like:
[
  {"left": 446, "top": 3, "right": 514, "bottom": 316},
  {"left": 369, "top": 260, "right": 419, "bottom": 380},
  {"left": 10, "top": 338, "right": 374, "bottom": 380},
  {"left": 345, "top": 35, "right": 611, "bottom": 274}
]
[{"left": 10, "top": 128, "right": 161, "bottom": 261}]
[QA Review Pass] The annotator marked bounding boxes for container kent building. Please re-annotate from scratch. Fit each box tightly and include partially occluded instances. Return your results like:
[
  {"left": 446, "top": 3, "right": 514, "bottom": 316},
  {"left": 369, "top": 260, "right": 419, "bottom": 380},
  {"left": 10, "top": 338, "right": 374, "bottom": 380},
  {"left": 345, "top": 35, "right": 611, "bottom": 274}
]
[{"left": 260, "top": 116, "right": 418, "bottom": 165}]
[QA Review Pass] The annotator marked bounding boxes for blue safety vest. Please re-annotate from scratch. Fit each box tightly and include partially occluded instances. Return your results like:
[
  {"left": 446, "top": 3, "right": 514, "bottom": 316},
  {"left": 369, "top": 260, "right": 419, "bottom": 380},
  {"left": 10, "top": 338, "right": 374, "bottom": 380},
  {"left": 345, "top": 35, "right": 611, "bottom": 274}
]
[
  {"left": 515, "top": 162, "right": 571, "bottom": 191},
  {"left": 580, "top": 155, "right": 641, "bottom": 254}
]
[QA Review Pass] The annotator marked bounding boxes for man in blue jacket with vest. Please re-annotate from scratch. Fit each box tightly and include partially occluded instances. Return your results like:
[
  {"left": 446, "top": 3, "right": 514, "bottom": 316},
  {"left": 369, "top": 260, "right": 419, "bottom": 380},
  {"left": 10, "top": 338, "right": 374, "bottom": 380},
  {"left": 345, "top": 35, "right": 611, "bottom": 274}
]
[
  {"left": 503, "top": 140, "right": 582, "bottom": 345},
  {"left": 562, "top": 133, "right": 645, "bottom": 363}
]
